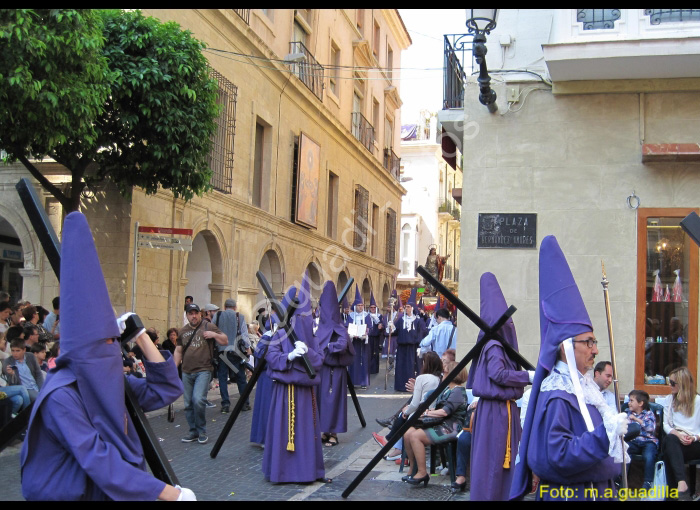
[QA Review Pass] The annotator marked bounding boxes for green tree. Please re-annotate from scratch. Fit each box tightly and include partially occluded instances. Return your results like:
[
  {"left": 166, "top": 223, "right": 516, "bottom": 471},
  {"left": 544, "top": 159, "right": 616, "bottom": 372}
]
[{"left": 0, "top": 9, "right": 220, "bottom": 212}]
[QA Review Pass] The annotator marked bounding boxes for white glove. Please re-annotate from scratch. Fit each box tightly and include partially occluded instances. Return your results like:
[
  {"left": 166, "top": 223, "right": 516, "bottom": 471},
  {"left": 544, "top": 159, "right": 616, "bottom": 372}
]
[
  {"left": 613, "top": 413, "right": 629, "bottom": 437},
  {"left": 175, "top": 486, "right": 197, "bottom": 501},
  {"left": 294, "top": 341, "right": 308, "bottom": 354},
  {"left": 528, "top": 370, "right": 535, "bottom": 383},
  {"left": 287, "top": 347, "right": 305, "bottom": 361},
  {"left": 364, "top": 336, "right": 369, "bottom": 344}
]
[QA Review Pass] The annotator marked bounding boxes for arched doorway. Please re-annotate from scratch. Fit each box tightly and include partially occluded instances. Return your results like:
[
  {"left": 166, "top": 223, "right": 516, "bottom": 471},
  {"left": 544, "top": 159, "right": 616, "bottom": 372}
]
[
  {"left": 0, "top": 217, "right": 24, "bottom": 302},
  {"left": 257, "top": 248, "right": 284, "bottom": 308},
  {"left": 362, "top": 277, "right": 371, "bottom": 306},
  {"left": 382, "top": 282, "right": 390, "bottom": 309},
  {"left": 337, "top": 270, "right": 349, "bottom": 294},
  {"left": 185, "top": 230, "right": 224, "bottom": 307},
  {"left": 304, "top": 261, "right": 322, "bottom": 301}
]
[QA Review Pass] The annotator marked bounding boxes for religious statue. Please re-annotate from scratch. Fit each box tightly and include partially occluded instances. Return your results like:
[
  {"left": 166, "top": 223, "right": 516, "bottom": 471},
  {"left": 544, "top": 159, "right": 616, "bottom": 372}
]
[{"left": 424, "top": 246, "right": 450, "bottom": 296}]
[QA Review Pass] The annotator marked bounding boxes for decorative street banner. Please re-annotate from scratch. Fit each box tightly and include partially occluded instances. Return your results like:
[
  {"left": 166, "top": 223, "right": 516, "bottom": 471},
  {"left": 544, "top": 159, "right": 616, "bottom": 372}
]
[{"left": 477, "top": 213, "right": 537, "bottom": 249}]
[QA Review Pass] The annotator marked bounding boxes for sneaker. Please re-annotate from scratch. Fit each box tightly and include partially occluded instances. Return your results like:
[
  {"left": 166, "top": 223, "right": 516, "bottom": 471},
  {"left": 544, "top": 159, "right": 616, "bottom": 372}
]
[
  {"left": 642, "top": 481, "right": 652, "bottom": 490},
  {"left": 376, "top": 416, "right": 394, "bottom": 428},
  {"left": 372, "top": 432, "right": 387, "bottom": 448},
  {"left": 242, "top": 403, "right": 252, "bottom": 411},
  {"left": 205, "top": 400, "right": 216, "bottom": 408},
  {"left": 181, "top": 432, "right": 198, "bottom": 443},
  {"left": 221, "top": 405, "right": 229, "bottom": 414},
  {"left": 198, "top": 434, "right": 209, "bottom": 444}
]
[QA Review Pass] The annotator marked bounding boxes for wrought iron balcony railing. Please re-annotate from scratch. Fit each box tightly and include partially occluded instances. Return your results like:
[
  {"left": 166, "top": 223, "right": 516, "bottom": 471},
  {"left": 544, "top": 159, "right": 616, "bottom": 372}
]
[
  {"left": 352, "top": 112, "right": 375, "bottom": 153},
  {"left": 383, "top": 148, "right": 401, "bottom": 181},
  {"left": 288, "top": 41, "right": 324, "bottom": 100},
  {"left": 233, "top": 9, "right": 250, "bottom": 24},
  {"left": 443, "top": 34, "right": 474, "bottom": 110}
]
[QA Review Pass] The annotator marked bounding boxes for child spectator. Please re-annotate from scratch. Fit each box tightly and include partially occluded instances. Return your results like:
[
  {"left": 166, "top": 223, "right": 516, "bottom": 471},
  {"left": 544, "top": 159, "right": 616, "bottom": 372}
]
[
  {"left": 30, "top": 343, "right": 49, "bottom": 372},
  {"left": 47, "top": 342, "right": 60, "bottom": 370},
  {"left": 625, "top": 389, "right": 658, "bottom": 490}
]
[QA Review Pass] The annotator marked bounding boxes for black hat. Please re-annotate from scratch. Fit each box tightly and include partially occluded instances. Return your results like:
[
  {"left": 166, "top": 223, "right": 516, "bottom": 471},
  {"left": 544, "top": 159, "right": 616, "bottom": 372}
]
[{"left": 185, "top": 303, "right": 200, "bottom": 313}]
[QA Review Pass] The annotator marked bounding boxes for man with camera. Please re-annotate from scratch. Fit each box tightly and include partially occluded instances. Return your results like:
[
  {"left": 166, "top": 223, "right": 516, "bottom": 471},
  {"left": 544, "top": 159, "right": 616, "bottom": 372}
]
[
  {"left": 174, "top": 303, "right": 228, "bottom": 444},
  {"left": 212, "top": 299, "right": 251, "bottom": 414}
]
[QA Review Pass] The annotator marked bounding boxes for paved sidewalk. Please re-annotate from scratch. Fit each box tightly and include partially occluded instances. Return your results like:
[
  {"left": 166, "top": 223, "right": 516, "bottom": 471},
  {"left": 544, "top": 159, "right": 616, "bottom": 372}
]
[{"left": 0, "top": 368, "right": 471, "bottom": 501}]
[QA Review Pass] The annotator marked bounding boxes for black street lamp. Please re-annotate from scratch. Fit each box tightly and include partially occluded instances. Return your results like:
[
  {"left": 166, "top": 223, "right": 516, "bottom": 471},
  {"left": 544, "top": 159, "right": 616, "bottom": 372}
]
[{"left": 466, "top": 9, "right": 499, "bottom": 113}]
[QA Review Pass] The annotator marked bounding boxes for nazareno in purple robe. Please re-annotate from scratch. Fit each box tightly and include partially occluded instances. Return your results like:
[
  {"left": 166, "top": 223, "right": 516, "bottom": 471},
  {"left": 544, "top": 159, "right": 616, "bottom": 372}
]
[
  {"left": 262, "top": 308, "right": 325, "bottom": 483},
  {"left": 316, "top": 281, "right": 354, "bottom": 434},
  {"left": 345, "top": 311, "right": 372, "bottom": 387},
  {"left": 527, "top": 382, "right": 618, "bottom": 500},
  {"left": 470, "top": 340, "right": 529, "bottom": 500},
  {"left": 250, "top": 335, "right": 274, "bottom": 445},
  {"left": 468, "top": 272, "right": 529, "bottom": 501},
  {"left": 21, "top": 211, "right": 183, "bottom": 501},
  {"left": 394, "top": 315, "right": 426, "bottom": 392}
]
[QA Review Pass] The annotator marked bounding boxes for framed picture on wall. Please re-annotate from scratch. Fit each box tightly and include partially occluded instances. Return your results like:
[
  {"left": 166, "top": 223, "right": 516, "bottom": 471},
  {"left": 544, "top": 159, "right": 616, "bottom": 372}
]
[{"left": 295, "top": 132, "right": 321, "bottom": 229}]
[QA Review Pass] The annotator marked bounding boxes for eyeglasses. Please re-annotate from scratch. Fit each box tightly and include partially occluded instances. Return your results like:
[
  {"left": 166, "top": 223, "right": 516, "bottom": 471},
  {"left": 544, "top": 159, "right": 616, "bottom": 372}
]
[
  {"left": 669, "top": 379, "right": 677, "bottom": 387},
  {"left": 572, "top": 339, "right": 598, "bottom": 349}
]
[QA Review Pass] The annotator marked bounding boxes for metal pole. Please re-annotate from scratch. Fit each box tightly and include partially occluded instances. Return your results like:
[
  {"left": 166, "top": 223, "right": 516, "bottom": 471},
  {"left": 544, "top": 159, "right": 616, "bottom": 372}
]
[
  {"left": 601, "top": 261, "right": 628, "bottom": 490},
  {"left": 132, "top": 221, "right": 139, "bottom": 312}
]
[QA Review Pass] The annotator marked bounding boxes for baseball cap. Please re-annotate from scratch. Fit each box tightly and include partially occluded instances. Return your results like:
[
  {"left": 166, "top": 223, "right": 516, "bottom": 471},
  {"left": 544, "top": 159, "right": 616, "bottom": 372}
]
[{"left": 185, "top": 303, "right": 200, "bottom": 313}]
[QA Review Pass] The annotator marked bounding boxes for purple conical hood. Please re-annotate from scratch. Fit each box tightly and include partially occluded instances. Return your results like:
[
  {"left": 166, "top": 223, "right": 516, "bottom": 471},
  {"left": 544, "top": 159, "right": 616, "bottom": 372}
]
[
  {"left": 467, "top": 272, "right": 518, "bottom": 388},
  {"left": 369, "top": 292, "right": 376, "bottom": 307},
  {"left": 407, "top": 288, "right": 417, "bottom": 307},
  {"left": 352, "top": 285, "right": 362, "bottom": 307},
  {"left": 538, "top": 235, "right": 592, "bottom": 372},
  {"left": 293, "top": 272, "right": 314, "bottom": 341},
  {"left": 35, "top": 211, "right": 142, "bottom": 467},
  {"left": 315, "top": 281, "right": 348, "bottom": 344},
  {"left": 510, "top": 235, "right": 594, "bottom": 500},
  {"left": 60, "top": 211, "right": 120, "bottom": 356}
]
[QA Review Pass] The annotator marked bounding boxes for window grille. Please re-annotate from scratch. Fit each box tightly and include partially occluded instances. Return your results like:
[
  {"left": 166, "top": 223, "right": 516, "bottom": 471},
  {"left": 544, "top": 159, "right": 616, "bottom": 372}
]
[
  {"left": 385, "top": 208, "right": 397, "bottom": 265},
  {"left": 207, "top": 67, "right": 237, "bottom": 194},
  {"left": 644, "top": 9, "right": 700, "bottom": 24},
  {"left": 354, "top": 185, "right": 369, "bottom": 252},
  {"left": 577, "top": 9, "right": 621, "bottom": 30}
]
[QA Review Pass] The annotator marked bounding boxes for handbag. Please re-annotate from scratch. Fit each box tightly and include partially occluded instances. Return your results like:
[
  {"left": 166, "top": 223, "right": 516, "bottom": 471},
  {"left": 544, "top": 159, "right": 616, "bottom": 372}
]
[
  {"left": 645, "top": 461, "right": 666, "bottom": 501},
  {"left": 415, "top": 415, "right": 445, "bottom": 429}
]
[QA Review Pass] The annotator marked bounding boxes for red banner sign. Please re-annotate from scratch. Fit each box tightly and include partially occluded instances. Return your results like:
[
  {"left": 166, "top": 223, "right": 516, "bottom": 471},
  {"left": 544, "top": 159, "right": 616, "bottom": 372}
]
[{"left": 137, "top": 226, "right": 193, "bottom": 236}]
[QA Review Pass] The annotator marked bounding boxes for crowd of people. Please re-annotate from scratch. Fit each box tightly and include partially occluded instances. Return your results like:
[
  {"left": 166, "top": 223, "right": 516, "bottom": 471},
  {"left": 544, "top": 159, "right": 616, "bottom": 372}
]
[{"left": 4, "top": 229, "right": 700, "bottom": 501}]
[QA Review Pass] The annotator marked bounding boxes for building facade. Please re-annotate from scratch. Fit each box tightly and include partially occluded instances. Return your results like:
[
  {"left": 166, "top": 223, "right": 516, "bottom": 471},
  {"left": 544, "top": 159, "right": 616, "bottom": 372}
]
[
  {"left": 398, "top": 111, "right": 461, "bottom": 294},
  {"left": 441, "top": 9, "right": 700, "bottom": 397},
  {"left": 0, "top": 9, "right": 411, "bottom": 333}
]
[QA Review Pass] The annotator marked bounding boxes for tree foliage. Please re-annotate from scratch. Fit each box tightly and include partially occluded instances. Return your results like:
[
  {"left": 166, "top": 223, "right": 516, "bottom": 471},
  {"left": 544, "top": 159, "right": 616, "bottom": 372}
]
[{"left": 0, "top": 9, "right": 220, "bottom": 211}]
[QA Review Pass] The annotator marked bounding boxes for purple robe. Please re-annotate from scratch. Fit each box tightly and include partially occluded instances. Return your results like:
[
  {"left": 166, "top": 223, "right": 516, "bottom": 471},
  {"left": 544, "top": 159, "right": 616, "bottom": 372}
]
[
  {"left": 250, "top": 339, "right": 274, "bottom": 445},
  {"left": 367, "top": 313, "right": 383, "bottom": 374},
  {"left": 469, "top": 340, "right": 529, "bottom": 500},
  {"left": 262, "top": 328, "right": 325, "bottom": 483},
  {"left": 394, "top": 315, "right": 426, "bottom": 392},
  {"left": 345, "top": 312, "right": 372, "bottom": 387},
  {"left": 317, "top": 322, "right": 353, "bottom": 434},
  {"left": 21, "top": 355, "right": 182, "bottom": 500},
  {"left": 526, "top": 388, "right": 618, "bottom": 500}
]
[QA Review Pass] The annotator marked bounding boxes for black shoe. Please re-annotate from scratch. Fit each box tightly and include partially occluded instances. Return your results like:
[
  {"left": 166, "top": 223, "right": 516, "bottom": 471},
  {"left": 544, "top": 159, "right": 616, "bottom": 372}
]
[
  {"left": 450, "top": 481, "right": 467, "bottom": 494},
  {"left": 376, "top": 416, "right": 394, "bottom": 428},
  {"left": 405, "top": 474, "right": 430, "bottom": 487},
  {"left": 242, "top": 403, "right": 252, "bottom": 411},
  {"left": 221, "top": 405, "right": 229, "bottom": 414}
]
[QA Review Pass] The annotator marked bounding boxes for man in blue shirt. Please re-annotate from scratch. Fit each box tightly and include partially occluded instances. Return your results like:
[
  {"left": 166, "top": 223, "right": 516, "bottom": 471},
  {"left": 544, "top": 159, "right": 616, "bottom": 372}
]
[{"left": 419, "top": 308, "right": 456, "bottom": 357}]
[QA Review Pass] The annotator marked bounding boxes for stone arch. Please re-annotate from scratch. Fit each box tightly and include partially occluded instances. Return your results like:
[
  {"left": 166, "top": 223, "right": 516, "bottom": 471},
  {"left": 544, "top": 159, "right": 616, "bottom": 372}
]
[
  {"left": 337, "top": 269, "right": 349, "bottom": 298},
  {"left": 256, "top": 243, "right": 286, "bottom": 307},
  {"left": 184, "top": 228, "right": 225, "bottom": 306},
  {"left": 0, "top": 201, "right": 41, "bottom": 302},
  {"left": 382, "top": 281, "right": 391, "bottom": 308},
  {"left": 361, "top": 276, "right": 372, "bottom": 306},
  {"left": 303, "top": 257, "right": 323, "bottom": 301}
]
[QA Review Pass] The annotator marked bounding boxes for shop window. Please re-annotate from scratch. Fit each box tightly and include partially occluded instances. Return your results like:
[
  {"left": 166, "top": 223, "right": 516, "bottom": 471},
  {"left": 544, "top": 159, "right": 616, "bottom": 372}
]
[{"left": 636, "top": 208, "right": 699, "bottom": 394}]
